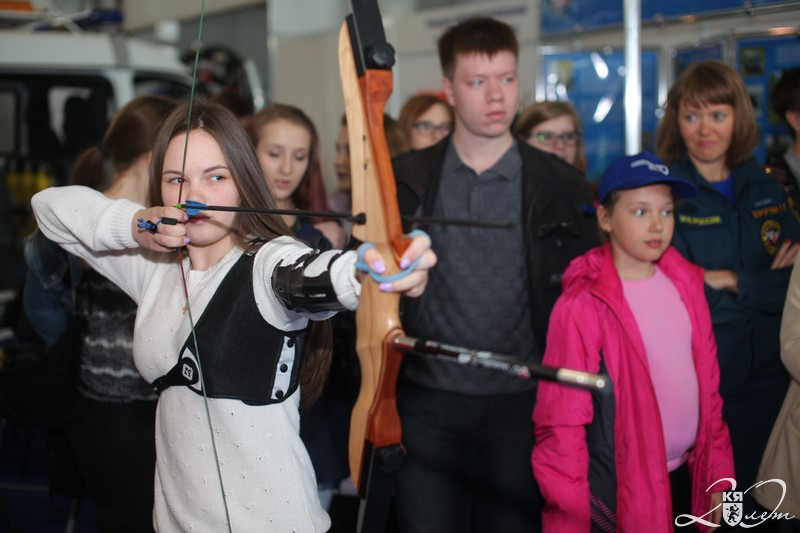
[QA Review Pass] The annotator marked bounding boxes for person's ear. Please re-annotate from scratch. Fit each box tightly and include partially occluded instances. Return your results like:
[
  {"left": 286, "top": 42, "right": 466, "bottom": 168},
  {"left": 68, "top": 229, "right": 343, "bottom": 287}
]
[
  {"left": 442, "top": 76, "right": 455, "bottom": 107},
  {"left": 786, "top": 110, "right": 800, "bottom": 135},
  {"left": 597, "top": 204, "right": 612, "bottom": 234}
]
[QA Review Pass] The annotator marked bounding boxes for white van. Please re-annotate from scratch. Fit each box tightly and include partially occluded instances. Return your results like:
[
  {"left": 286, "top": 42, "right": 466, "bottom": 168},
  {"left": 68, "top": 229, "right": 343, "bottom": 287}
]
[{"left": 0, "top": 29, "right": 193, "bottom": 243}]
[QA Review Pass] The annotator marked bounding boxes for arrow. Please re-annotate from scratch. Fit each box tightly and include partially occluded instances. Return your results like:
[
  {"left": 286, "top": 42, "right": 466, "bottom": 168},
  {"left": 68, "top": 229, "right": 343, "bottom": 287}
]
[
  {"left": 176, "top": 200, "right": 367, "bottom": 222},
  {"left": 177, "top": 200, "right": 511, "bottom": 229},
  {"left": 392, "top": 336, "right": 610, "bottom": 392}
]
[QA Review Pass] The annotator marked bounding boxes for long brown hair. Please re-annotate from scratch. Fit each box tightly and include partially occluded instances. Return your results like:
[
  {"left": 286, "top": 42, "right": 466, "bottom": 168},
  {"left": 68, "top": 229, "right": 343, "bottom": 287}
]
[
  {"left": 656, "top": 60, "right": 758, "bottom": 168},
  {"left": 148, "top": 99, "right": 333, "bottom": 408},
  {"left": 69, "top": 95, "right": 177, "bottom": 189}
]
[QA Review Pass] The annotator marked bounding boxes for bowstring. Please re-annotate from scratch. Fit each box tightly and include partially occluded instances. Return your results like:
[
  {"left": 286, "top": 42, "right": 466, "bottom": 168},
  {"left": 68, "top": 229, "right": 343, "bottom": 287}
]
[{"left": 176, "top": 0, "right": 233, "bottom": 530}]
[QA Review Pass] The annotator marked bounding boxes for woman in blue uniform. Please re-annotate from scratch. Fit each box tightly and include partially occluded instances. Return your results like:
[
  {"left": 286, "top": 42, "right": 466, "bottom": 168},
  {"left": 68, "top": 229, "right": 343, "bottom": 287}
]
[{"left": 657, "top": 60, "right": 800, "bottom": 518}]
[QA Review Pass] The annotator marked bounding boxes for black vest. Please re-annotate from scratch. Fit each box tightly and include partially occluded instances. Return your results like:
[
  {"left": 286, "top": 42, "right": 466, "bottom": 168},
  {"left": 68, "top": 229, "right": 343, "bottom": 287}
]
[{"left": 152, "top": 252, "right": 307, "bottom": 405}]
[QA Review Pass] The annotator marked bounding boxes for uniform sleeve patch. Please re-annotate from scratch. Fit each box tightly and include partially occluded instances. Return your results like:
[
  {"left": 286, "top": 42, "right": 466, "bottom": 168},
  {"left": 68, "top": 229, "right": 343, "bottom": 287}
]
[
  {"left": 761, "top": 219, "right": 781, "bottom": 255},
  {"left": 751, "top": 203, "right": 788, "bottom": 219}
]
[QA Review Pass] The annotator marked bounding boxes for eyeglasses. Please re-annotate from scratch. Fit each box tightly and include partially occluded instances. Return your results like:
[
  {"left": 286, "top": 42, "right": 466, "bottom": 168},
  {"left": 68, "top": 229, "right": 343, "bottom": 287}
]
[
  {"left": 413, "top": 120, "right": 453, "bottom": 136},
  {"left": 531, "top": 131, "right": 581, "bottom": 146}
]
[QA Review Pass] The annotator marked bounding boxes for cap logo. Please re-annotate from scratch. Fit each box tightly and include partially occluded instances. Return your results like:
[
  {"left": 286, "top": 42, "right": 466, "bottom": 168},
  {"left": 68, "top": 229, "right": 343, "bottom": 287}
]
[{"left": 631, "top": 159, "right": 669, "bottom": 175}]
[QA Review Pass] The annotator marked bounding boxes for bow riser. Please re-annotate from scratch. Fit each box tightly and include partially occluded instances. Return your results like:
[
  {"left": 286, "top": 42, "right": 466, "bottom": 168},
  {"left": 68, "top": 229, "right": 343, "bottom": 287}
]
[
  {"left": 352, "top": 284, "right": 403, "bottom": 490},
  {"left": 357, "top": 71, "right": 408, "bottom": 256},
  {"left": 339, "top": 17, "right": 408, "bottom": 499}
]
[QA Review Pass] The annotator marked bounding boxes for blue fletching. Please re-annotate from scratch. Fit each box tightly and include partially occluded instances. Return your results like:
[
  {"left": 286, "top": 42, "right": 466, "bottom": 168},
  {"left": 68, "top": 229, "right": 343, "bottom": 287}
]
[{"left": 181, "top": 200, "right": 207, "bottom": 217}]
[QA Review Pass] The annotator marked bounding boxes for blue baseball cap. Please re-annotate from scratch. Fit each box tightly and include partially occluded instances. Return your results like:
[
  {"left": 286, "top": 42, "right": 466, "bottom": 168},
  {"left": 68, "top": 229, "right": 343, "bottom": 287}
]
[{"left": 598, "top": 152, "right": 697, "bottom": 204}]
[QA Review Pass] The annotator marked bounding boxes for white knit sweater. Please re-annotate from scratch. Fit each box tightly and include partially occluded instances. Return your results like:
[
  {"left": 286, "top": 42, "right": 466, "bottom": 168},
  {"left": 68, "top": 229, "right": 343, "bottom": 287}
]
[{"left": 32, "top": 186, "right": 362, "bottom": 532}]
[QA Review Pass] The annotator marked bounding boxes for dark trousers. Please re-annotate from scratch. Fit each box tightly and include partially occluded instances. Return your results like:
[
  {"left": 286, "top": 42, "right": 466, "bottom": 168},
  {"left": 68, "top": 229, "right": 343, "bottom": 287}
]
[
  {"left": 63, "top": 398, "right": 157, "bottom": 533},
  {"left": 395, "top": 381, "right": 542, "bottom": 533},
  {"left": 671, "top": 462, "right": 697, "bottom": 532}
]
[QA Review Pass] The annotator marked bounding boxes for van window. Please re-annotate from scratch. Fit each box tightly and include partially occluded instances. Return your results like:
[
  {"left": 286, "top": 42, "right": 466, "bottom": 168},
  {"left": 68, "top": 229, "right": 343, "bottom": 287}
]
[
  {"left": 134, "top": 73, "right": 193, "bottom": 101},
  {"left": 0, "top": 74, "right": 113, "bottom": 240},
  {"left": 0, "top": 90, "right": 17, "bottom": 154},
  {"left": 0, "top": 74, "right": 112, "bottom": 164}
]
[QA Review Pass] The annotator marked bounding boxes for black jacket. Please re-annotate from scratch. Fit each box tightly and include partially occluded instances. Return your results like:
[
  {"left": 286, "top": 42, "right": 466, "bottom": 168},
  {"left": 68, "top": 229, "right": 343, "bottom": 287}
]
[
  {"left": 393, "top": 137, "right": 599, "bottom": 349},
  {"left": 766, "top": 151, "right": 800, "bottom": 217}
]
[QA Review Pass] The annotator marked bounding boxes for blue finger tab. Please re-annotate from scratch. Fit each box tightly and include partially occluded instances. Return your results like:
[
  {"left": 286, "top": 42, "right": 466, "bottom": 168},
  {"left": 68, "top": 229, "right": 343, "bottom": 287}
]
[
  {"left": 136, "top": 218, "right": 173, "bottom": 234},
  {"left": 137, "top": 218, "right": 159, "bottom": 234}
]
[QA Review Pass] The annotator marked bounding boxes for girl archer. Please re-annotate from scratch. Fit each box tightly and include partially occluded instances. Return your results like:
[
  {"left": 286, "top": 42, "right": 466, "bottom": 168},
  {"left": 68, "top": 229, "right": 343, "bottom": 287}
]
[{"left": 32, "top": 99, "right": 435, "bottom": 532}]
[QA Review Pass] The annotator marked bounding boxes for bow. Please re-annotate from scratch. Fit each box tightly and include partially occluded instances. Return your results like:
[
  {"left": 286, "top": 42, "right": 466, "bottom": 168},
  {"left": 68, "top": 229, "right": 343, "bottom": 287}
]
[
  {"left": 337, "top": 5, "right": 610, "bottom": 531},
  {"left": 339, "top": 1, "right": 409, "bottom": 530}
]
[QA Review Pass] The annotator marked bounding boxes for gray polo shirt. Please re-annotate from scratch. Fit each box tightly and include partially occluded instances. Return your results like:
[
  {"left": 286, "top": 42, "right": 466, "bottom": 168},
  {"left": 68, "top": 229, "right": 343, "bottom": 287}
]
[{"left": 403, "top": 139, "right": 538, "bottom": 395}]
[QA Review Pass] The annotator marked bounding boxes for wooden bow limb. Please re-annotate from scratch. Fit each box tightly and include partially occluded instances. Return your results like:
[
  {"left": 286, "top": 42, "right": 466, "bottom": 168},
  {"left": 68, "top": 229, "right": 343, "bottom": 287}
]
[{"left": 339, "top": 1, "right": 410, "bottom": 530}]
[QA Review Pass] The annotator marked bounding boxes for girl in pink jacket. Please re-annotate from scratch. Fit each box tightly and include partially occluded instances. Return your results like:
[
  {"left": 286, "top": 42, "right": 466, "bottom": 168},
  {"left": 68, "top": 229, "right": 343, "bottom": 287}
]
[{"left": 532, "top": 152, "right": 735, "bottom": 532}]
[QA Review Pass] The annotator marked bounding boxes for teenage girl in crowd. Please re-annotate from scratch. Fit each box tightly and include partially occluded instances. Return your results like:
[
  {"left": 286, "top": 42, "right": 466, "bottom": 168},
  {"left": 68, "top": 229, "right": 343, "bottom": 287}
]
[
  {"left": 657, "top": 60, "right": 800, "bottom": 516},
  {"left": 398, "top": 93, "right": 454, "bottom": 151},
  {"left": 23, "top": 95, "right": 177, "bottom": 532},
  {"left": 252, "top": 102, "right": 355, "bottom": 509},
  {"left": 253, "top": 103, "right": 346, "bottom": 248},
  {"left": 31, "top": 99, "right": 435, "bottom": 532},
  {"left": 533, "top": 152, "right": 734, "bottom": 532},
  {"left": 515, "top": 101, "right": 587, "bottom": 176}
]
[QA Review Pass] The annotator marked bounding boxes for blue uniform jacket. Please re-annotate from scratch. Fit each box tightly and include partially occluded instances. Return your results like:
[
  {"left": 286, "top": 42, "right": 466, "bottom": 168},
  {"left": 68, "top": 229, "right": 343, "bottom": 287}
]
[{"left": 670, "top": 157, "right": 799, "bottom": 393}]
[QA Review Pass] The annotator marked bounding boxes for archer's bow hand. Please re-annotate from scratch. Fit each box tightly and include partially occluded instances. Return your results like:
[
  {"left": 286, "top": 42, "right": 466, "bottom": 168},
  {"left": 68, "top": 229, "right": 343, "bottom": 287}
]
[
  {"left": 358, "top": 231, "right": 436, "bottom": 298},
  {"left": 132, "top": 205, "right": 188, "bottom": 252}
]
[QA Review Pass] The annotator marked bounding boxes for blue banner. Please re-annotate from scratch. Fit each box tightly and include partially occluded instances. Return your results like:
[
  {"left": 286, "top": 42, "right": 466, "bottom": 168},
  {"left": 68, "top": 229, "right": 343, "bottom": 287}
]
[{"left": 542, "top": 50, "right": 659, "bottom": 181}]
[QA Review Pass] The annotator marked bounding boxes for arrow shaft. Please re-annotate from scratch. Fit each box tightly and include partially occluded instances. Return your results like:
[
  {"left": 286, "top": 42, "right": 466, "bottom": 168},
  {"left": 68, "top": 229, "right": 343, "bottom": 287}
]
[
  {"left": 180, "top": 203, "right": 365, "bottom": 223},
  {"left": 392, "top": 336, "right": 608, "bottom": 391},
  {"left": 181, "top": 203, "right": 509, "bottom": 229}
]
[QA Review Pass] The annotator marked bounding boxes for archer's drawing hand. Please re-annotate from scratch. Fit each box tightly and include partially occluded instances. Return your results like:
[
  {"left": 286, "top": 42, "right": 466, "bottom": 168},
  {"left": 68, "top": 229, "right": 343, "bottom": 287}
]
[{"left": 132, "top": 206, "right": 189, "bottom": 252}]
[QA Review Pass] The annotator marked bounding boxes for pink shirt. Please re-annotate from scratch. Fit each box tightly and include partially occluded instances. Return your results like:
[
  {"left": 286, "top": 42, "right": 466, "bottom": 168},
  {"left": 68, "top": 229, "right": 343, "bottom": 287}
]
[{"left": 622, "top": 266, "right": 699, "bottom": 471}]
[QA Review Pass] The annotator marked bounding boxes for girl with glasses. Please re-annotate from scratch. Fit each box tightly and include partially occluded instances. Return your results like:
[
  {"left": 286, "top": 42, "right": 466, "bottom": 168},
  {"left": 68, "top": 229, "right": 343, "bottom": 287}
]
[
  {"left": 515, "top": 101, "right": 587, "bottom": 175},
  {"left": 398, "top": 93, "right": 454, "bottom": 151}
]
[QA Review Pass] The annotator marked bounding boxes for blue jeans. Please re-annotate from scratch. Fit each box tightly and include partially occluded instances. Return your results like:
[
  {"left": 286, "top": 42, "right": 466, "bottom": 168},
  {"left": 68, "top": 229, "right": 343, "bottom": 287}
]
[
  {"left": 395, "top": 380, "right": 542, "bottom": 533},
  {"left": 23, "top": 230, "right": 82, "bottom": 348}
]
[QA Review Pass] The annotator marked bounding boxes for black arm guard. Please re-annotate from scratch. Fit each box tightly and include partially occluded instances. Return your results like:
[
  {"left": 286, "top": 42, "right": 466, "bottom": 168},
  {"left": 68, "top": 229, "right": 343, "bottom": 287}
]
[{"left": 272, "top": 250, "right": 349, "bottom": 313}]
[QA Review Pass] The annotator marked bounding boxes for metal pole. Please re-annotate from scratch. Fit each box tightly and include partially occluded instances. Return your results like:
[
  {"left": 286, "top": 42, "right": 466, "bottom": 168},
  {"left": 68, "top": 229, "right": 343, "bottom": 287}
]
[{"left": 624, "top": 0, "right": 642, "bottom": 154}]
